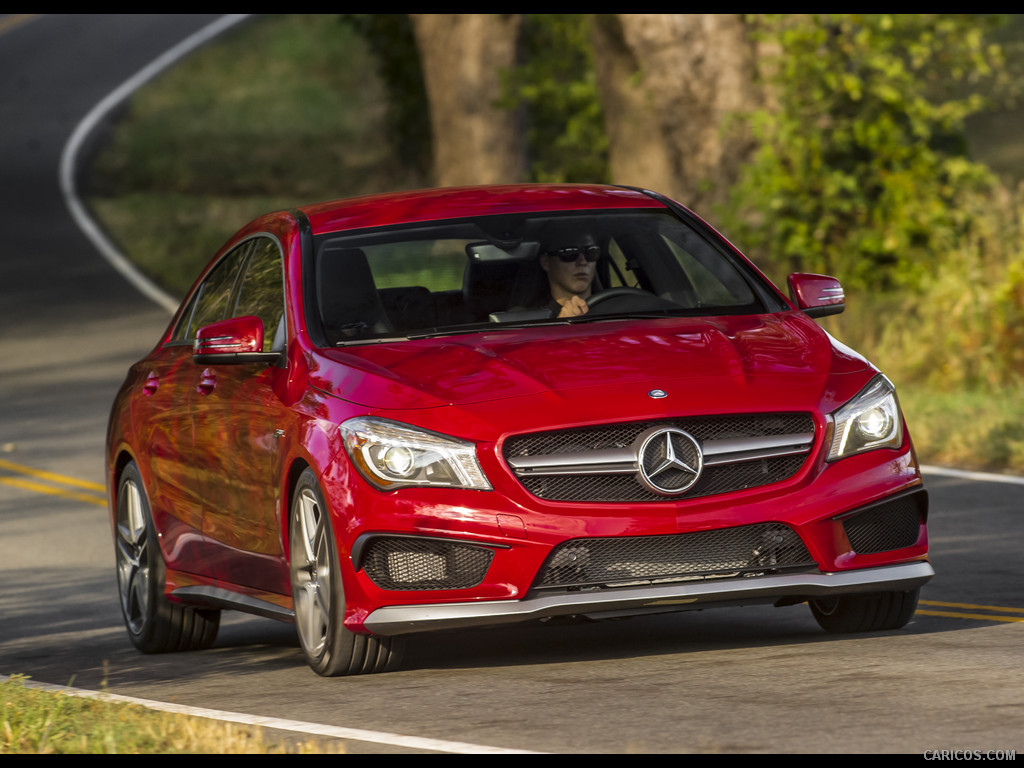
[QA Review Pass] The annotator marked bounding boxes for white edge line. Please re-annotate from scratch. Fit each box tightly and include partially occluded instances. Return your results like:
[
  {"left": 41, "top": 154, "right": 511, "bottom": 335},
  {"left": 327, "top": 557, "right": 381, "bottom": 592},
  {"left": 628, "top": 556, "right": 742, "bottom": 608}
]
[
  {"left": 58, "top": 13, "right": 253, "bottom": 315},
  {"left": 1, "top": 675, "right": 542, "bottom": 755},
  {"left": 921, "top": 464, "right": 1024, "bottom": 486}
]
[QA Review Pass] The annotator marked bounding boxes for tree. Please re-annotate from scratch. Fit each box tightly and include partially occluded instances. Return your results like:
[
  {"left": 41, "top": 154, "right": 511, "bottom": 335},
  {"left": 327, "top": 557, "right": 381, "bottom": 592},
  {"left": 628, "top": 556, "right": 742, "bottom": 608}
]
[
  {"left": 590, "top": 14, "right": 763, "bottom": 217},
  {"left": 410, "top": 14, "right": 527, "bottom": 187}
]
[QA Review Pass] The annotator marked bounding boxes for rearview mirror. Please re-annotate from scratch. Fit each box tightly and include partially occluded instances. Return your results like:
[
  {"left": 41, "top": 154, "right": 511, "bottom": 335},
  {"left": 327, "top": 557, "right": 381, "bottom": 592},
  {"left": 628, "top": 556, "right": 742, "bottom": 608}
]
[
  {"left": 467, "top": 241, "right": 540, "bottom": 262},
  {"left": 787, "top": 273, "right": 845, "bottom": 318}
]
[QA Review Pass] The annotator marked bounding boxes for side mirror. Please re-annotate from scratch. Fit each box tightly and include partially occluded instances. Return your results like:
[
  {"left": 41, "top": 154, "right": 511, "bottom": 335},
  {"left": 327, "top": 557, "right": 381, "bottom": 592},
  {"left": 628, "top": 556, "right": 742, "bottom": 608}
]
[
  {"left": 193, "top": 315, "right": 283, "bottom": 365},
  {"left": 787, "top": 273, "right": 845, "bottom": 318}
]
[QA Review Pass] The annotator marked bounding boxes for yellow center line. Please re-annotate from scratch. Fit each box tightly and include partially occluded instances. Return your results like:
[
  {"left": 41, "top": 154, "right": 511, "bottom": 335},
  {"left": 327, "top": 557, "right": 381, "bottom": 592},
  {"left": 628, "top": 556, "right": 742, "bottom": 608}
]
[
  {"left": 0, "top": 458, "right": 107, "bottom": 508},
  {"left": 0, "top": 476, "right": 107, "bottom": 508},
  {"left": 920, "top": 599, "right": 1024, "bottom": 614},
  {"left": 0, "top": 14, "right": 38, "bottom": 35},
  {"left": 0, "top": 458, "right": 105, "bottom": 492},
  {"left": 917, "top": 609, "right": 1024, "bottom": 623}
]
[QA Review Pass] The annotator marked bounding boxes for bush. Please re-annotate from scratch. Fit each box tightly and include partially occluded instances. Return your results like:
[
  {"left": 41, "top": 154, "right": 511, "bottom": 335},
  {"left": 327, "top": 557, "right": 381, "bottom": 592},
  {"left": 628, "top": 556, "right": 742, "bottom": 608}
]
[{"left": 723, "top": 14, "right": 1010, "bottom": 293}]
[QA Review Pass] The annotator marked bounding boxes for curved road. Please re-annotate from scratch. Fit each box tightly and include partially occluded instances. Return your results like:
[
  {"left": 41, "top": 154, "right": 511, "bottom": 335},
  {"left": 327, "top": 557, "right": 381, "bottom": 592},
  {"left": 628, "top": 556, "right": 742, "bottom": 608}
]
[{"left": 1, "top": 14, "right": 1022, "bottom": 755}]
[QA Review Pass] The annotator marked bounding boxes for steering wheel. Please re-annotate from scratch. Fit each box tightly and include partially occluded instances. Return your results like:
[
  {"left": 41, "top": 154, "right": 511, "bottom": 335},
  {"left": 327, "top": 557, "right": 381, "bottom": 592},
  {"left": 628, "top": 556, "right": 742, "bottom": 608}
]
[{"left": 586, "top": 286, "right": 650, "bottom": 308}]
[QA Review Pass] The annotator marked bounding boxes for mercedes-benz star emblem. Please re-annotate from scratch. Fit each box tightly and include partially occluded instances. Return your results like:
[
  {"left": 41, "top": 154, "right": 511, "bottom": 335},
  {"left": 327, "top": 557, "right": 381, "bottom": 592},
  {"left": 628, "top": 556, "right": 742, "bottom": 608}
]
[{"left": 635, "top": 427, "right": 703, "bottom": 495}]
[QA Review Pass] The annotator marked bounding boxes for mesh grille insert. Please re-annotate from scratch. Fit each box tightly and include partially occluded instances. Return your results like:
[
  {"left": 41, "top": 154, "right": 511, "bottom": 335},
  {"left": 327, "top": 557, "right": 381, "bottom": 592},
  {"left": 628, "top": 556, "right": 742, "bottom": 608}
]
[
  {"left": 842, "top": 491, "right": 925, "bottom": 554},
  {"left": 361, "top": 537, "right": 494, "bottom": 591},
  {"left": 534, "top": 523, "right": 816, "bottom": 591}
]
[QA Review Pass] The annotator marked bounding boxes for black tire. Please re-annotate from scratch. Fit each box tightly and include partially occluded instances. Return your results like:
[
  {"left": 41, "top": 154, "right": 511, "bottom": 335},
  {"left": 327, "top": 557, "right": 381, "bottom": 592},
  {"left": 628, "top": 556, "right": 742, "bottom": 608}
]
[
  {"left": 289, "top": 468, "right": 403, "bottom": 676},
  {"left": 114, "top": 461, "right": 220, "bottom": 652},
  {"left": 810, "top": 588, "right": 920, "bottom": 634}
]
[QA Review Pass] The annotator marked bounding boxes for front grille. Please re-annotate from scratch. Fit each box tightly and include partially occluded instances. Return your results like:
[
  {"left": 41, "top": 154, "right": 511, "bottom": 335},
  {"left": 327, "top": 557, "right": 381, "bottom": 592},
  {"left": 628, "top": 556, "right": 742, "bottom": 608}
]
[
  {"left": 504, "top": 413, "right": 815, "bottom": 502},
  {"left": 360, "top": 536, "right": 494, "bottom": 591},
  {"left": 534, "top": 523, "right": 816, "bottom": 591},
  {"left": 841, "top": 490, "right": 927, "bottom": 554}
]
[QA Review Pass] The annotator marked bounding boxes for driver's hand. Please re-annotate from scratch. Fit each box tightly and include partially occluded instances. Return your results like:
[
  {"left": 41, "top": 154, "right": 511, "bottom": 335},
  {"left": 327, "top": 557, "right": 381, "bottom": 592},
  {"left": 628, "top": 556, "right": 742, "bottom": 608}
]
[{"left": 556, "top": 295, "right": 589, "bottom": 318}]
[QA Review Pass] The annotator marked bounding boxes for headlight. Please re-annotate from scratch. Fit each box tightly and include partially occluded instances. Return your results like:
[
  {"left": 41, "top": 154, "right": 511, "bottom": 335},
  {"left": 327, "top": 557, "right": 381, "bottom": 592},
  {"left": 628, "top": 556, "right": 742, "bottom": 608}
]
[
  {"left": 828, "top": 375, "right": 904, "bottom": 461},
  {"left": 340, "top": 417, "right": 492, "bottom": 491}
]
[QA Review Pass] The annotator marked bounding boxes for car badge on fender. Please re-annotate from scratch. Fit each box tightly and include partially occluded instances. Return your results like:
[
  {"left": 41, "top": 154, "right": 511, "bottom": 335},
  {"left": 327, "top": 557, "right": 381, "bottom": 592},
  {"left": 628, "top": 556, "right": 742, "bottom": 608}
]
[
  {"left": 635, "top": 427, "right": 703, "bottom": 495},
  {"left": 648, "top": 389, "right": 668, "bottom": 399}
]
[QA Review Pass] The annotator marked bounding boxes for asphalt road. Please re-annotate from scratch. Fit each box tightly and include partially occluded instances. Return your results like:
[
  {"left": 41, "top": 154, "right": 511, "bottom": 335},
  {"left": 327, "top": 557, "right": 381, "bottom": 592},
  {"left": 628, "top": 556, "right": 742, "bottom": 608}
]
[{"left": 1, "top": 14, "right": 1022, "bottom": 755}]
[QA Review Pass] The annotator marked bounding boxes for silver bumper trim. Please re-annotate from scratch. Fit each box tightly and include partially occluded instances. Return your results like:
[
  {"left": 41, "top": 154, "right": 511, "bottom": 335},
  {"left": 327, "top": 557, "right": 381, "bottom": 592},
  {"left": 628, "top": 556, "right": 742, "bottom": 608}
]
[{"left": 363, "top": 561, "right": 934, "bottom": 636}]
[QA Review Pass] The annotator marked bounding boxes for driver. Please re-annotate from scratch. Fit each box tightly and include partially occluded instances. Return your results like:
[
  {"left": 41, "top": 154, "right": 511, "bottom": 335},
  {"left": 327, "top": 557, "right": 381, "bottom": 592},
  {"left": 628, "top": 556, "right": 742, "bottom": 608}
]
[{"left": 539, "top": 234, "right": 599, "bottom": 318}]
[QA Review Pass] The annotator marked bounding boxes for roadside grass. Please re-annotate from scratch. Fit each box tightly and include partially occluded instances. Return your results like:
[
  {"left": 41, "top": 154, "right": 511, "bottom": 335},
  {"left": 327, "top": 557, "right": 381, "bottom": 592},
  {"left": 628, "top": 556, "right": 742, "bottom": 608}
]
[
  {"left": 85, "top": 11, "right": 1024, "bottom": 480},
  {"left": 0, "top": 676, "right": 338, "bottom": 754},
  {"left": 898, "top": 386, "right": 1024, "bottom": 471},
  {"left": 86, "top": 14, "right": 426, "bottom": 297}
]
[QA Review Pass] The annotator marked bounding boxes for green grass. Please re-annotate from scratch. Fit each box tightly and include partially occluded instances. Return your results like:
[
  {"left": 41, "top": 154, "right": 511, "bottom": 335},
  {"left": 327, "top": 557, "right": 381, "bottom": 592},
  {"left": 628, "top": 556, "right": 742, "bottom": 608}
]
[{"left": 0, "top": 677, "right": 338, "bottom": 754}]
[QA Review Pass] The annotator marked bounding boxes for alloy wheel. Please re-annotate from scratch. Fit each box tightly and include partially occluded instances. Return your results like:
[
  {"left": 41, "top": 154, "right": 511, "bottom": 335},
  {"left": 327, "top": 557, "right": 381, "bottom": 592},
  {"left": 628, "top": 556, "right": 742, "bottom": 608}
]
[
  {"left": 115, "top": 476, "right": 151, "bottom": 636},
  {"left": 291, "top": 486, "right": 333, "bottom": 659}
]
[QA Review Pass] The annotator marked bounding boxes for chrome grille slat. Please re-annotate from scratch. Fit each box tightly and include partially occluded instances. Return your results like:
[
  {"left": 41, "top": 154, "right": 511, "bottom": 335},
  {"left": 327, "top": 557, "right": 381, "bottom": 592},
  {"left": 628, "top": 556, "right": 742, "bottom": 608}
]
[
  {"left": 507, "top": 431, "right": 814, "bottom": 475},
  {"left": 503, "top": 414, "right": 815, "bottom": 502}
]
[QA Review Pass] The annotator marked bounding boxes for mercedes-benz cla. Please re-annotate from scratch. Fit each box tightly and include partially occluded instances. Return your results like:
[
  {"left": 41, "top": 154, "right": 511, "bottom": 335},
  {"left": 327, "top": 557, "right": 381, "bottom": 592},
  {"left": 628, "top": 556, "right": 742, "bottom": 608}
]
[{"left": 107, "top": 184, "right": 932, "bottom": 675}]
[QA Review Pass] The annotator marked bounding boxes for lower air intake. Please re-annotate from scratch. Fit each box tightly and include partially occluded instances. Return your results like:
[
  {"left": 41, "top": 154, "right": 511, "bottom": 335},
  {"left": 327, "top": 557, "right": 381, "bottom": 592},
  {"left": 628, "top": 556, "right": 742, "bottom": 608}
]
[
  {"left": 360, "top": 537, "right": 494, "bottom": 591},
  {"left": 534, "top": 523, "right": 816, "bottom": 591},
  {"left": 841, "top": 489, "right": 927, "bottom": 554}
]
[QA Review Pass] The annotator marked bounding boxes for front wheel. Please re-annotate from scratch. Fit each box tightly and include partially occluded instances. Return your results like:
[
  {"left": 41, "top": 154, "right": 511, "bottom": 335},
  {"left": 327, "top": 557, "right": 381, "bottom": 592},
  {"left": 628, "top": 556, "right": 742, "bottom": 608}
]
[
  {"left": 289, "top": 468, "right": 403, "bottom": 676},
  {"left": 114, "top": 461, "right": 220, "bottom": 652},
  {"left": 810, "top": 588, "right": 920, "bottom": 634}
]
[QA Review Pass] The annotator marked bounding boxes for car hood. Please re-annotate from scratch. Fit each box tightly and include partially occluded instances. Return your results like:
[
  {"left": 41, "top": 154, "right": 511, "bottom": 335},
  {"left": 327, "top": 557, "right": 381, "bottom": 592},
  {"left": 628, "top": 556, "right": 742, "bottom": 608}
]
[{"left": 308, "top": 313, "right": 872, "bottom": 412}]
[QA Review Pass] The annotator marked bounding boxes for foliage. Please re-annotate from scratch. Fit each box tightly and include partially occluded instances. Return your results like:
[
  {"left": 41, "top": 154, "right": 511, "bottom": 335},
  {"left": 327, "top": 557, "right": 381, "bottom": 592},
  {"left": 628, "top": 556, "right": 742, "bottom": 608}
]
[
  {"left": 499, "top": 14, "right": 609, "bottom": 184},
  {"left": 851, "top": 182, "right": 1024, "bottom": 391},
  {"left": 723, "top": 14, "right": 1009, "bottom": 292}
]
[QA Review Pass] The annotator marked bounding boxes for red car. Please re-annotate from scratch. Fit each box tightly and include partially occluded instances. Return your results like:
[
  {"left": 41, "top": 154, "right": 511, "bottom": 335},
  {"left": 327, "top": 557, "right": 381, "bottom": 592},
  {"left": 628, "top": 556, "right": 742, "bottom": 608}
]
[{"left": 108, "top": 184, "right": 932, "bottom": 676}]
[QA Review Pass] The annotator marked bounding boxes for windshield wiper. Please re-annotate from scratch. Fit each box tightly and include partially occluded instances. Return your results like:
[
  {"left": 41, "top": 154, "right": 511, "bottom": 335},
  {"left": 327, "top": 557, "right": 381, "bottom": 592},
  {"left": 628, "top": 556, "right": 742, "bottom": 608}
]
[
  {"left": 566, "top": 309, "right": 690, "bottom": 323},
  {"left": 406, "top": 319, "right": 570, "bottom": 339}
]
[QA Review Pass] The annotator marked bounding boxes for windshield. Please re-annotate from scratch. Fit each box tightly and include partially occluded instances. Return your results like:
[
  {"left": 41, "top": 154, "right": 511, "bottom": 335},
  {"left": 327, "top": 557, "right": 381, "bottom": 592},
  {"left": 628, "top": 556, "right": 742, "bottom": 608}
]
[{"left": 310, "top": 209, "right": 781, "bottom": 346}]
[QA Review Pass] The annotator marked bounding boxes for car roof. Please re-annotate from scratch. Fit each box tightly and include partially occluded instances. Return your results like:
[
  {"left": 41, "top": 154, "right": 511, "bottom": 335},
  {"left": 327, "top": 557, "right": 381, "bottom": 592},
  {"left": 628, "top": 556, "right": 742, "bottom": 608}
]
[{"left": 299, "top": 184, "right": 668, "bottom": 237}]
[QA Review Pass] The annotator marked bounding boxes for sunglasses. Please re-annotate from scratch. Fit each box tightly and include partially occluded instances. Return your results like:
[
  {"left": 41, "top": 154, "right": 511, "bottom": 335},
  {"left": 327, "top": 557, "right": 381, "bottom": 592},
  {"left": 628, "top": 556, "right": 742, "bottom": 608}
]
[{"left": 549, "top": 245, "right": 601, "bottom": 263}]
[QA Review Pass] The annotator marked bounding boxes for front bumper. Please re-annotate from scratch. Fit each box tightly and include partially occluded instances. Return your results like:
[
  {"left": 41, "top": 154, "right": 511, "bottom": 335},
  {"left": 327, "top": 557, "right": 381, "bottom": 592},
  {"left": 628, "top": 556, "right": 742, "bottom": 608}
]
[{"left": 362, "top": 560, "right": 934, "bottom": 636}]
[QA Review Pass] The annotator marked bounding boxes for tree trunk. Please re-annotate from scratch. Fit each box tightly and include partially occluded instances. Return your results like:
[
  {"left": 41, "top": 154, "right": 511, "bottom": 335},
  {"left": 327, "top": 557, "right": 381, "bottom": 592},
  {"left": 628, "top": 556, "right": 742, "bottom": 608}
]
[
  {"left": 410, "top": 14, "right": 526, "bottom": 187},
  {"left": 591, "top": 14, "right": 762, "bottom": 219}
]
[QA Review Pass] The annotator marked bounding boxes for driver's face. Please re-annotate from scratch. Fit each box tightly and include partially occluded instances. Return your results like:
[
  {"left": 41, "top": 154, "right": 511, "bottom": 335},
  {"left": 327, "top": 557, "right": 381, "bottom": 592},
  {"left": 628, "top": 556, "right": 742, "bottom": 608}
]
[{"left": 541, "top": 240, "right": 597, "bottom": 300}]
